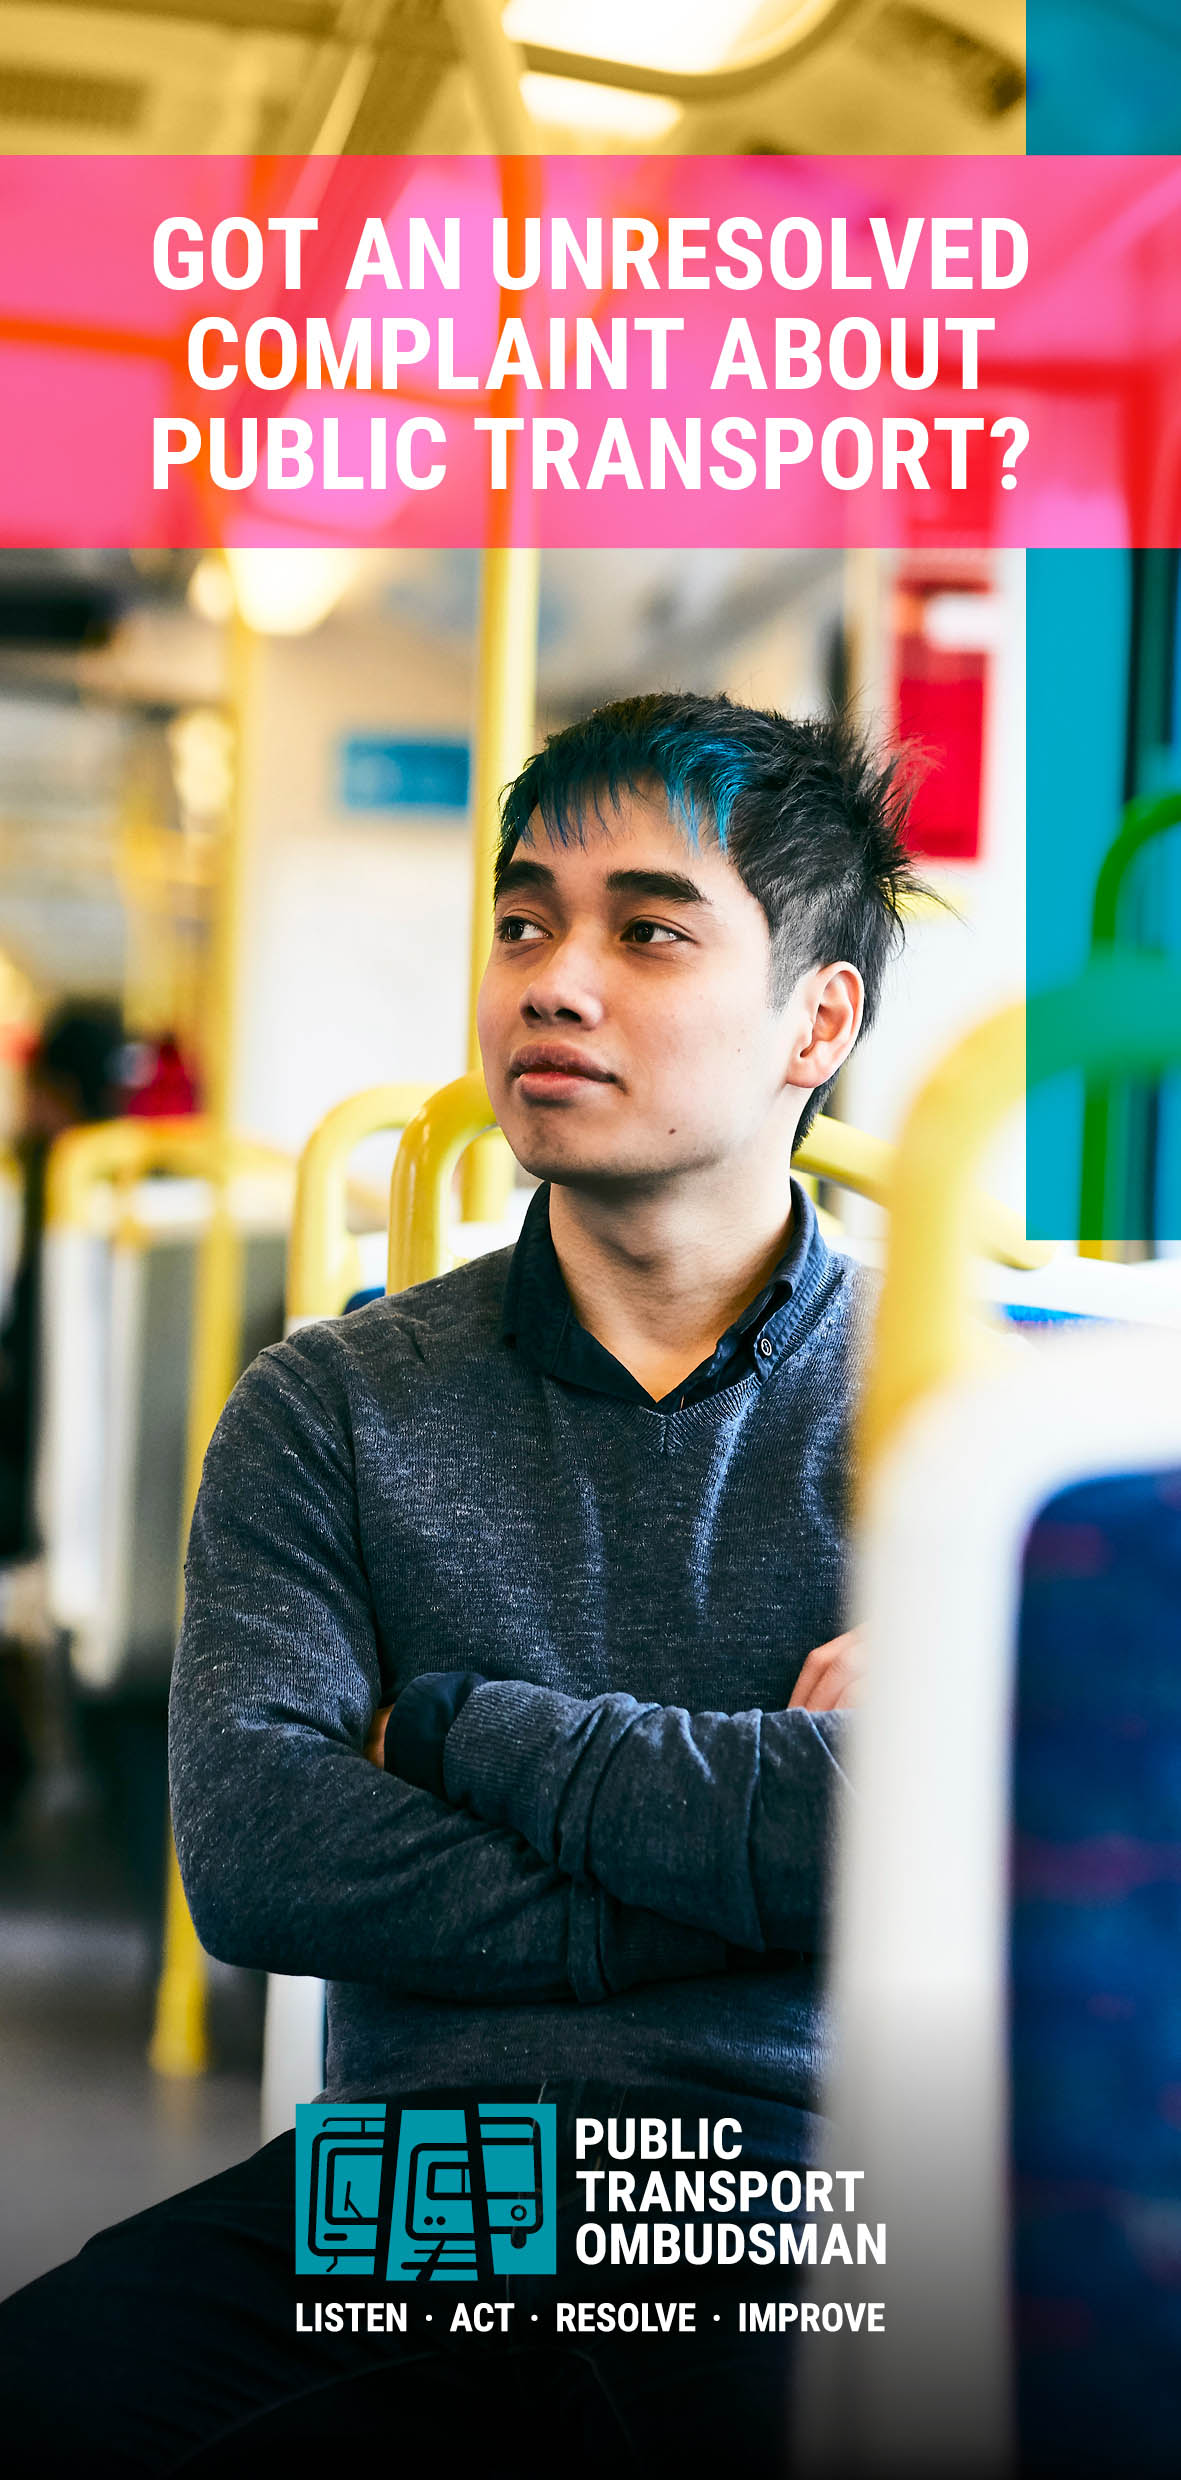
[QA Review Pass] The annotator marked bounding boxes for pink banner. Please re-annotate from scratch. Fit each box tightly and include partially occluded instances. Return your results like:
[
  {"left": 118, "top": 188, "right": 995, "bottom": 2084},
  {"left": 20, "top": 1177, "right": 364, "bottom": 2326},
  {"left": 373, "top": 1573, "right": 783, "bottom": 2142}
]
[{"left": 2, "top": 154, "right": 1180, "bottom": 549}]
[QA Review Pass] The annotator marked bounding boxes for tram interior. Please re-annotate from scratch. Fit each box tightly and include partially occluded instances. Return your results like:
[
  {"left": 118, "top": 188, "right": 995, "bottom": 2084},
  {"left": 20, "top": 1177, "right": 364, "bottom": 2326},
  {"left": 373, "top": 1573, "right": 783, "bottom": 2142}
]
[
  {"left": 0, "top": 539, "right": 1176, "bottom": 2407},
  {"left": 2, "top": 5, "right": 1181, "bottom": 2468},
  {"left": 0, "top": 540, "right": 1008, "bottom": 2273}
]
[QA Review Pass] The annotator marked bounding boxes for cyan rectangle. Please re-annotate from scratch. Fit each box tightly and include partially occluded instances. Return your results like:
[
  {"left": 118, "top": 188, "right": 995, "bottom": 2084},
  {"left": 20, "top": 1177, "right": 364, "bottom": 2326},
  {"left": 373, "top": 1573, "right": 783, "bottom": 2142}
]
[
  {"left": 1027, "top": 551, "right": 1131, "bottom": 1238},
  {"left": 340, "top": 736, "right": 470, "bottom": 813}
]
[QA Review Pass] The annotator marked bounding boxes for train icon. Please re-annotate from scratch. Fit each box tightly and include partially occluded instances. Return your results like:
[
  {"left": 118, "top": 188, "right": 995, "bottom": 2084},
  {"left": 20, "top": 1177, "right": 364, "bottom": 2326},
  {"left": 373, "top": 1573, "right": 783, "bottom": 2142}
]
[{"left": 397, "top": 2116, "right": 544, "bottom": 2278}]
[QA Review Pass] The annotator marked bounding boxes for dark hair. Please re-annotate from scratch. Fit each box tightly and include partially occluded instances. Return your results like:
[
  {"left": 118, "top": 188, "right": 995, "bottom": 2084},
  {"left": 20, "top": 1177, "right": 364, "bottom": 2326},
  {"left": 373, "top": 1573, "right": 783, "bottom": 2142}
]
[
  {"left": 35, "top": 1000, "right": 126, "bottom": 1123},
  {"left": 497, "top": 690, "right": 927, "bottom": 1141}
]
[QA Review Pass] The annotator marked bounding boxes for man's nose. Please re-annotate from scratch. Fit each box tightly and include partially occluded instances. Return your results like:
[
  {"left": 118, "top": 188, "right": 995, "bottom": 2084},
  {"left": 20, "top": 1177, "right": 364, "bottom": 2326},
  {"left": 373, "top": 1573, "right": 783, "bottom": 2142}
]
[{"left": 520, "top": 931, "right": 605, "bottom": 1025}]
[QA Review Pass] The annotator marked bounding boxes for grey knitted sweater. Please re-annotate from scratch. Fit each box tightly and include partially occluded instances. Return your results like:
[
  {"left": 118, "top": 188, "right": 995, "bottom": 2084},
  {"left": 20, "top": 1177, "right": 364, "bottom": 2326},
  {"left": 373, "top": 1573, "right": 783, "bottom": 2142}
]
[{"left": 169, "top": 1193, "right": 862, "bottom": 2140}]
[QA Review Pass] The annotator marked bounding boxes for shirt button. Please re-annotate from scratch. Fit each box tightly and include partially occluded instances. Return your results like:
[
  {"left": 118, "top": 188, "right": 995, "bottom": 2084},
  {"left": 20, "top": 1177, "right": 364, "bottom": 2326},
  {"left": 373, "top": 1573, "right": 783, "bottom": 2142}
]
[{"left": 757, "top": 1336, "right": 773, "bottom": 1359}]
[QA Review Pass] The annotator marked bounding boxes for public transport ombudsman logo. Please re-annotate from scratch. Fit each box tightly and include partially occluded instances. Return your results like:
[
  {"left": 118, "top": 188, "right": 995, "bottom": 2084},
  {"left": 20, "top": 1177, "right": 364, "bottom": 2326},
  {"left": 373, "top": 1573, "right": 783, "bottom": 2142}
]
[{"left": 295, "top": 2102, "right": 557, "bottom": 2281}]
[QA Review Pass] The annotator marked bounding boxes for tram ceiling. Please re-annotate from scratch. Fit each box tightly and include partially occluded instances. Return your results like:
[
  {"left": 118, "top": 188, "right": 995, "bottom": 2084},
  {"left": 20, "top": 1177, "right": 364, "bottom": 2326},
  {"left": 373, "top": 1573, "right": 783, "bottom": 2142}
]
[
  {"left": 0, "top": 579, "right": 196, "bottom": 998},
  {"left": 0, "top": 541, "right": 846, "bottom": 1000},
  {"left": 0, "top": 550, "right": 838, "bottom": 720},
  {"left": 535, "top": 547, "right": 843, "bottom": 710},
  {"left": 2, "top": 3, "right": 1024, "bottom": 154},
  {"left": 0, "top": 885, "right": 126, "bottom": 995},
  {"left": 336, "top": 544, "right": 843, "bottom": 704},
  {"left": 0, "top": 554, "right": 211, "bottom": 712},
  {"left": 0, "top": 704, "right": 133, "bottom": 996}
]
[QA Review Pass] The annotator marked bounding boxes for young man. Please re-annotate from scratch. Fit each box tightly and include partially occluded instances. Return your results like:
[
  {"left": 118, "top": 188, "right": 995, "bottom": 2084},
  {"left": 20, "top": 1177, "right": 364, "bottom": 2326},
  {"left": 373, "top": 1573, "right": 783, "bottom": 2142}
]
[{"left": 0, "top": 691, "right": 920, "bottom": 2473}]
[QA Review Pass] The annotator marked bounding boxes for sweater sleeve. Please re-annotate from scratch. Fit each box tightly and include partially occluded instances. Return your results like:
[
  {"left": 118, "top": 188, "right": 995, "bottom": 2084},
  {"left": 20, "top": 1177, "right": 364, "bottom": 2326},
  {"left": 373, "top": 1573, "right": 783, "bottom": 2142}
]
[
  {"left": 168, "top": 1342, "right": 728, "bottom": 2005},
  {"left": 439, "top": 1679, "right": 853, "bottom": 1952}
]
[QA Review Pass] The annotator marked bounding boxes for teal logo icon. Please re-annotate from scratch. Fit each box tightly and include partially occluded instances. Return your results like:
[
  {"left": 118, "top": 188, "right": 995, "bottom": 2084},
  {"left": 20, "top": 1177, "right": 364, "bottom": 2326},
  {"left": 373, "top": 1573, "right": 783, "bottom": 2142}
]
[
  {"left": 296, "top": 2106, "right": 387, "bottom": 2276},
  {"left": 295, "top": 2101, "right": 556, "bottom": 2280}
]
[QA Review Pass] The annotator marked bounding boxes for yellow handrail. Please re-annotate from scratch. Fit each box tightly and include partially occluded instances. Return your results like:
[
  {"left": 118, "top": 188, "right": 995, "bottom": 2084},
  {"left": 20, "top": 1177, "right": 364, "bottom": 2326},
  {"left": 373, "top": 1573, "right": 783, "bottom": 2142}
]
[
  {"left": 286, "top": 1083, "right": 432, "bottom": 1324},
  {"left": 793, "top": 1116, "right": 1045, "bottom": 1274},
  {"left": 387, "top": 1075, "right": 1050, "bottom": 1295},
  {"left": 388, "top": 1072, "right": 496, "bottom": 1292},
  {"left": 153, "top": 600, "right": 258, "bottom": 2080},
  {"left": 45, "top": 1115, "right": 292, "bottom": 1231}
]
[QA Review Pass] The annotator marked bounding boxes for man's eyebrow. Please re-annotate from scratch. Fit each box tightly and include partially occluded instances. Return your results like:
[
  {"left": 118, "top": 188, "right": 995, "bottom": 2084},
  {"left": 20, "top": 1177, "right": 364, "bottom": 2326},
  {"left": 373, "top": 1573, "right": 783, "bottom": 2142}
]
[
  {"left": 604, "top": 868, "right": 711, "bottom": 906},
  {"left": 494, "top": 858, "right": 557, "bottom": 898},
  {"left": 494, "top": 859, "right": 711, "bottom": 907}
]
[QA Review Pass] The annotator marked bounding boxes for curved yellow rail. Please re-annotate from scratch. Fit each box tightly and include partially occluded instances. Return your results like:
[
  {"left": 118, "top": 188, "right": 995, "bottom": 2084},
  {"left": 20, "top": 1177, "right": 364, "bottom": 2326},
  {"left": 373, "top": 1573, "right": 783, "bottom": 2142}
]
[
  {"left": 387, "top": 1077, "right": 1048, "bottom": 1296},
  {"left": 794, "top": 1114, "right": 1045, "bottom": 1274},
  {"left": 287, "top": 1082, "right": 431, "bottom": 1324},
  {"left": 46, "top": 1115, "right": 292, "bottom": 1230},
  {"left": 388, "top": 1073, "right": 499, "bottom": 1292}
]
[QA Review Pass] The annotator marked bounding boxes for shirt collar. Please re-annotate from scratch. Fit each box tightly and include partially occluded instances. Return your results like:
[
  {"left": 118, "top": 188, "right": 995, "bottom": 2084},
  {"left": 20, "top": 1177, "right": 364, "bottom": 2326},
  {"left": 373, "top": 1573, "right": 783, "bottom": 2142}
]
[{"left": 501, "top": 1177, "right": 832, "bottom": 1405}]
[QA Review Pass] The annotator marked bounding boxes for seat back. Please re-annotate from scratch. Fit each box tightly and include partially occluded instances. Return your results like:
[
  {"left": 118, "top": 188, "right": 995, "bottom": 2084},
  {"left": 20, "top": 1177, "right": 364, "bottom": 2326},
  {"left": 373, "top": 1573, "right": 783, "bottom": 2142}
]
[
  {"left": 1012, "top": 1463, "right": 1181, "bottom": 2473},
  {"left": 38, "top": 1119, "right": 291, "bottom": 1685}
]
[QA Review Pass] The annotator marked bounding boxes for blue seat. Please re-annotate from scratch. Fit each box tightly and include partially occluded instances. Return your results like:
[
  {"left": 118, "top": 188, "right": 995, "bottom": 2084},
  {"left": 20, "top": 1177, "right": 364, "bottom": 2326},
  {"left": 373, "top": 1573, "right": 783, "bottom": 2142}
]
[
  {"left": 342, "top": 1285, "right": 384, "bottom": 1316},
  {"left": 1012, "top": 1467, "right": 1181, "bottom": 2473}
]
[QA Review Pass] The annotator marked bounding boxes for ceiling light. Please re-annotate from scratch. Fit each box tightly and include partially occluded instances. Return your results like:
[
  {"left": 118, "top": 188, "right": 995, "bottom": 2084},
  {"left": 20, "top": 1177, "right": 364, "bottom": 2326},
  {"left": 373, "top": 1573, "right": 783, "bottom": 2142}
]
[
  {"left": 187, "top": 555, "right": 235, "bottom": 626},
  {"left": 505, "top": 0, "right": 769, "bottom": 75},
  {"left": 223, "top": 549, "right": 364, "bottom": 636},
  {"left": 519, "top": 74, "right": 680, "bottom": 138}
]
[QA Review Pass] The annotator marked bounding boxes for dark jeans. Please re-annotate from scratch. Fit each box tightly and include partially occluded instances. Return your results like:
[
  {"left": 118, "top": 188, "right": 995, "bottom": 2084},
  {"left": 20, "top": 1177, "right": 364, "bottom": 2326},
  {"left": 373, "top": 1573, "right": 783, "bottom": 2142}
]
[{"left": 0, "top": 2087, "right": 799, "bottom": 2477}]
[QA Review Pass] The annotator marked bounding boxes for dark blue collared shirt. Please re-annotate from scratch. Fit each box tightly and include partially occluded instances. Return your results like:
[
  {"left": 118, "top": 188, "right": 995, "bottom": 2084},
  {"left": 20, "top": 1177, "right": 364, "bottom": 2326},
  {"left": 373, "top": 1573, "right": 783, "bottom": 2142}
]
[{"left": 500, "top": 1177, "right": 825, "bottom": 1408}]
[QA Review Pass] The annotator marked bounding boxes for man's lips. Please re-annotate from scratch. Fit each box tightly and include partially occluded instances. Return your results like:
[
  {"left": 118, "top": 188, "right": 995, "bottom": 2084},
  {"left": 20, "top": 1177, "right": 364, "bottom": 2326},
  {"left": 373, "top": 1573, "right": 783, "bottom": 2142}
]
[{"left": 509, "top": 1046, "right": 617, "bottom": 1088}]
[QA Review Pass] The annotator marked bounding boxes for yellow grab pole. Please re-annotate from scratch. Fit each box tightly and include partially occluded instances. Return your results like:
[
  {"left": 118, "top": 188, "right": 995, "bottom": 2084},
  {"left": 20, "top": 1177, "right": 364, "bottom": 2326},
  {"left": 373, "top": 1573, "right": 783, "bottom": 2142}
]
[
  {"left": 149, "top": 1183, "right": 240, "bottom": 2079},
  {"left": 442, "top": 0, "right": 534, "bottom": 156},
  {"left": 150, "top": 606, "right": 255, "bottom": 2078},
  {"left": 461, "top": 545, "right": 540, "bottom": 1223}
]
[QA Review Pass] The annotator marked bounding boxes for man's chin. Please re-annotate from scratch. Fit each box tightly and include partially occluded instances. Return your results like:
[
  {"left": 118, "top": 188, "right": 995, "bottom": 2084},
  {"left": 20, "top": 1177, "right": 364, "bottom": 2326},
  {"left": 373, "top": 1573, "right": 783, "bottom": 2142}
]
[
  {"left": 512, "top": 1147, "right": 625, "bottom": 1188},
  {"left": 498, "top": 1104, "right": 707, "bottom": 1191},
  {"left": 508, "top": 1139, "right": 672, "bottom": 1192}
]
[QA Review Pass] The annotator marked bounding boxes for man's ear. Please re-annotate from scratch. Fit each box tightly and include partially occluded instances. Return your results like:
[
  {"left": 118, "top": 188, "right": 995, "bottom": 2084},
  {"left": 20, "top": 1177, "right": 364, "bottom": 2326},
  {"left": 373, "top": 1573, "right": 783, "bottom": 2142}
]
[{"left": 785, "top": 963, "right": 864, "bottom": 1093}]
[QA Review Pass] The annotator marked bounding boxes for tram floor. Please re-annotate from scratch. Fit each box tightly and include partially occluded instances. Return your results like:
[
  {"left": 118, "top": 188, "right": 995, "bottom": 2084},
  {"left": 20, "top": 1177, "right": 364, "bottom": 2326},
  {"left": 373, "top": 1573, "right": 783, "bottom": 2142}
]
[{"left": 0, "top": 1675, "right": 264, "bottom": 2302}]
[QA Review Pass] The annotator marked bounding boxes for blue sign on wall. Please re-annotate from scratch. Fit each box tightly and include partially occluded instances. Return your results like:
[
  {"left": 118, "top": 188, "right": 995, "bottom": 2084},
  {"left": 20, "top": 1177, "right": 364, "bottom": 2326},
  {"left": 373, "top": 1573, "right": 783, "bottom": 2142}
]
[{"left": 340, "top": 736, "right": 470, "bottom": 813}]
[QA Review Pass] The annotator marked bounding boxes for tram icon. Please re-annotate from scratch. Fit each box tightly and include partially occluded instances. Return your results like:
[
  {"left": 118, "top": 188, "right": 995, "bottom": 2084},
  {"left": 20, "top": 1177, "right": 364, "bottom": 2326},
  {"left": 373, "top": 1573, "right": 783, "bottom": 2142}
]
[
  {"left": 391, "top": 2104, "right": 556, "bottom": 2281},
  {"left": 303, "top": 2109, "right": 387, "bottom": 2275}
]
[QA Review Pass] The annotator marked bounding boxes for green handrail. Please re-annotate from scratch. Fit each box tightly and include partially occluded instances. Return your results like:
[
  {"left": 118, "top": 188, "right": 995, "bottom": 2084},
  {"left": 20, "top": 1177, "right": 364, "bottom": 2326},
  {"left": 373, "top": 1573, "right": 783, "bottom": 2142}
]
[{"left": 1081, "top": 789, "right": 1181, "bottom": 1242}]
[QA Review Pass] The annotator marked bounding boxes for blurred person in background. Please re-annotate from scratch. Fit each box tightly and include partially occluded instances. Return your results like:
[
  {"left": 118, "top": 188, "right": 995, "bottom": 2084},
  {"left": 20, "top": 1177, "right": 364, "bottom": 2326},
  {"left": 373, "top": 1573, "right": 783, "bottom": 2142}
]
[{"left": 0, "top": 1000, "right": 127, "bottom": 1821}]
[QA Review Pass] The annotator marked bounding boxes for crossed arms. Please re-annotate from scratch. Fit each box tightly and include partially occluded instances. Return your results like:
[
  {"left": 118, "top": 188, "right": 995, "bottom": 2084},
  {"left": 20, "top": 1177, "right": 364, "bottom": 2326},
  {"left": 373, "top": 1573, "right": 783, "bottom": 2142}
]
[{"left": 169, "top": 1342, "right": 854, "bottom": 2008}]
